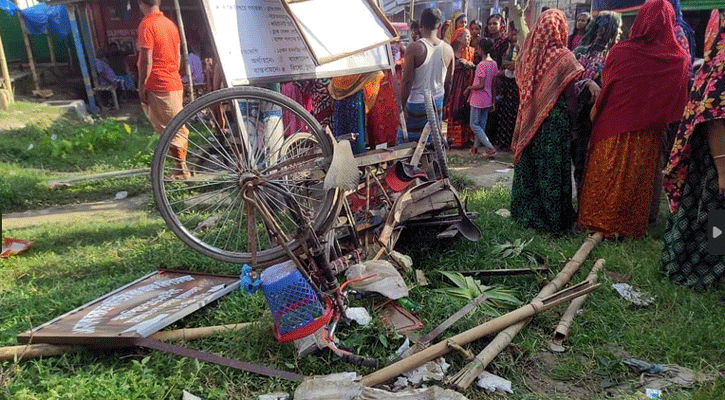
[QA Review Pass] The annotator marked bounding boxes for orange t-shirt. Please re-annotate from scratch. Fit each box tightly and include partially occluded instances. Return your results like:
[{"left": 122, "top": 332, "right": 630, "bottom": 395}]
[{"left": 137, "top": 11, "right": 183, "bottom": 92}]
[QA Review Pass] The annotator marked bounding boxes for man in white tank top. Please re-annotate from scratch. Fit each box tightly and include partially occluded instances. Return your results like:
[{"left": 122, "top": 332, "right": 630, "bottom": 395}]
[{"left": 397, "top": 7, "right": 454, "bottom": 144}]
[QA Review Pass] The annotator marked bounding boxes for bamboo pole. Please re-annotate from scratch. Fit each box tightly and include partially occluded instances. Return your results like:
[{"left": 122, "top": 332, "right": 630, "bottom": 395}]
[
  {"left": 409, "top": 0, "right": 415, "bottom": 20},
  {"left": 0, "top": 29, "right": 13, "bottom": 105},
  {"left": 0, "top": 322, "right": 258, "bottom": 361},
  {"left": 14, "top": 2, "right": 40, "bottom": 92},
  {"left": 173, "top": 0, "right": 194, "bottom": 101},
  {"left": 448, "top": 232, "right": 603, "bottom": 390},
  {"left": 46, "top": 32, "right": 57, "bottom": 66},
  {"left": 550, "top": 258, "right": 605, "bottom": 351},
  {"left": 360, "top": 281, "right": 601, "bottom": 387}
]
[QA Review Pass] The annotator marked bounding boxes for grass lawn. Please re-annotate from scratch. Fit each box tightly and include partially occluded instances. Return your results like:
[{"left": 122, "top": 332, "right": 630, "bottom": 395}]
[
  {"left": 2, "top": 109, "right": 725, "bottom": 399},
  {"left": 0, "top": 103, "right": 157, "bottom": 213}
]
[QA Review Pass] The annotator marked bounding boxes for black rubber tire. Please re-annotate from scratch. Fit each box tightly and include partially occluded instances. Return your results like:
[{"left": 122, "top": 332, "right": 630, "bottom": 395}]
[{"left": 151, "top": 86, "right": 341, "bottom": 267}]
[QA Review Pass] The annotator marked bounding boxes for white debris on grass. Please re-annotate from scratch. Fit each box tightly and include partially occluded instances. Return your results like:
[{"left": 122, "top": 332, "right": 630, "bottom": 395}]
[
  {"left": 476, "top": 371, "right": 513, "bottom": 393},
  {"left": 182, "top": 391, "right": 202, "bottom": 400},
  {"left": 294, "top": 372, "right": 362, "bottom": 400},
  {"left": 258, "top": 392, "right": 289, "bottom": 400},
  {"left": 346, "top": 260, "right": 409, "bottom": 300},
  {"left": 495, "top": 208, "right": 511, "bottom": 218},
  {"left": 612, "top": 283, "right": 655, "bottom": 306},
  {"left": 345, "top": 307, "right": 372, "bottom": 326},
  {"left": 393, "top": 357, "right": 450, "bottom": 389},
  {"left": 115, "top": 191, "right": 128, "bottom": 200}
]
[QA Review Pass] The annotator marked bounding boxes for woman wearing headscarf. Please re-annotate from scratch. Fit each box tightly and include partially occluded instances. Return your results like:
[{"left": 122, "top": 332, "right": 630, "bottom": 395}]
[
  {"left": 469, "top": 19, "right": 483, "bottom": 64},
  {"left": 662, "top": 9, "right": 725, "bottom": 290},
  {"left": 488, "top": 21, "right": 520, "bottom": 150},
  {"left": 667, "top": 0, "right": 696, "bottom": 62},
  {"left": 444, "top": 27, "right": 476, "bottom": 148},
  {"left": 444, "top": 12, "right": 467, "bottom": 44},
  {"left": 576, "top": 0, "right": 690, "bottom": 238},
  {"left": 510, "top": 9, "right": 583, "bottom": 234},
  {"left": 568, "top": 12, "right": 591, "bottom": 50},
  {"left": 483, "top": 14, "right": 508, "bottom": 67},
  {"left": 571, "top": 11, "right": 622, "bottom": 202}
]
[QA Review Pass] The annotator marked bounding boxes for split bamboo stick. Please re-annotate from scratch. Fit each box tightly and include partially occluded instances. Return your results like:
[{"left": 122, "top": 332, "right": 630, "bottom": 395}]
[
  {"left": 0, "top": 322, "right": 257, "bottom": 361},
  {"left": 550, "top": 258, "right": 605, "bottom": 351},
  {"left": 0, "top": 30, "right": 13, "bottom": 105},
  {"left": 448, "top": 232, "right": 603, "bottom": 390},
  {"left": 360, "top": 281, "right": 601, "bottom": 387}
]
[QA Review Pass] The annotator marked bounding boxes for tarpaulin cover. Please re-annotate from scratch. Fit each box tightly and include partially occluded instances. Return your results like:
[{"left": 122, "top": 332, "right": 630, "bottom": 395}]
[
  {"left": 20, "top": 3, "right": 71, "bottom": 39},
  {"left": 0, "top": 0, "right": 18, "bottom": 16}
]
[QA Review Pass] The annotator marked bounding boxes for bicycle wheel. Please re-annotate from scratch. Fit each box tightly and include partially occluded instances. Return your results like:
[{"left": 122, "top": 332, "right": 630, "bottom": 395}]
[
  {"left": 424, "top": 90, "right": 448, "bottom": 179},
  {"left": 151, "top": 86, "right": 342, "bottom": 267}
]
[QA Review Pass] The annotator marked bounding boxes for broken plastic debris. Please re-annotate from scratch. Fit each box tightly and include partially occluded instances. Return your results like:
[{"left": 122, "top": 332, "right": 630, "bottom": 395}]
[
  {"left": 389, "top": 337, "right": 411, "bottom": 362},
  {"left": 27, "top": 143, "right": 34, "bottom": 151},
  {"left": 624, "top": 358, "right": 714, "bottom": 390},
  {"left": 389, "top": 250, "right": 413, "bottom": 272},
  {"left": 258, "top": 392, "right": 289, "bottom": 400},
  {"left": 294, "top": 372, "right": 362, "bottom": 400},
  {"left": 645, "top": 388, "right": 662, "bottom": 399},
  {"left": 1, "top": 238, "right": 34, "bottom": 258},
  {"left": 495, "top": 208, "right": 511, "bottom": 218},
  {"left": 115, "top": 191, "right": 128, "bottom": 200},
  {"left": 360, "top": 386, "right": 469, "bottom": 399},
  {"left": 400, "top": 357, "right": 449, "bottom": 386},
  {"left": 612, "top": 283, "right": 655, "bottom": 306},
  {"left": 345, "top": 307, "right": 372, "bottom": 326},
  {"left": 346, "top": 261, "right": 409, "bottom": 300},
  {"left": 476, "top": 371, "right": 513, "bottom": 393}
]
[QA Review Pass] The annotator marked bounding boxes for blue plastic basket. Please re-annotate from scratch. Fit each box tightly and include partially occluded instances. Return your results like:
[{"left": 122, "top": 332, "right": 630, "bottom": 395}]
[{"left": 261, "top": 261, "right": 324, "bottom": 338}]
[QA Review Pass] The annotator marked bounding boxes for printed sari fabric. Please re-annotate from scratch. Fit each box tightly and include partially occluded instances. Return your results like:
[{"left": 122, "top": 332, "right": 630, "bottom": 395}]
[
  {"left": 577, "top": 128, "right": 663, "bottom": 238},
  {"left": 512, "top": 9, "right": 583, "bottom": 163},
  {"left": 366, "top": 71, "right": 399, "bottom": 147},
  {"left": 571, "top": 11, "right": 622, "bottom": 200},
  {"left": 511, "top": 98, "right": 573, "bottom": 234},
  {"left": 577, "top": 0, "right": 690, "bottom": 238},
  {"left": 445, "top": 35, "right": 475, "bottom": 148},
  {"left": 662, "top": 9, "right": 725, "bottom": 290}
]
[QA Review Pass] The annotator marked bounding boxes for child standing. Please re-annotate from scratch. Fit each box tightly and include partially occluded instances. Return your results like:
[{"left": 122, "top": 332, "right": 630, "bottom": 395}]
[{"left": 464, "top": 37, "right": 498, "bottom": 157}]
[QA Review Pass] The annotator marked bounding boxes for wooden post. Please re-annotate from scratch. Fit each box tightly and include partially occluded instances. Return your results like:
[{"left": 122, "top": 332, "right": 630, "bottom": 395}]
[
  {"left": 409, "top": 0, "right": 415, "bottom": 20},
  {"left": 46, "top": 32, "right": 57, "bottom": 66},
  {"left": 78, "top": 5, "right": 99, "bottom": 88},
  {"left": 66, "top": 3, "right": 99, "bottom": 114},
  {"left": 173, "top": 0, "right": 194, "bottom": 101},
  {"left": 14, "top": 1, "right": 40, "bottom": 92},
  {"left": 0, "top": 30, "right": 14, "bottom": 105}
]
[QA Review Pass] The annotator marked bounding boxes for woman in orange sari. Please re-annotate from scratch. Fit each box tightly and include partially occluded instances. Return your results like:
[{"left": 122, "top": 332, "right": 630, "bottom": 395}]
[
  {"left": 444, "top": 27, "right": 475, "bottom": 148},
  {"left": 576, "top": 0, "right": 690, "bottom": 238}
]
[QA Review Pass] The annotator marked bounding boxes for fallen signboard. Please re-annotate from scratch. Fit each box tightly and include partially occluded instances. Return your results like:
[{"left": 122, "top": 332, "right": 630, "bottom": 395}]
[{"left": 17, "top": 270, "right": 240, "bottom": 346}]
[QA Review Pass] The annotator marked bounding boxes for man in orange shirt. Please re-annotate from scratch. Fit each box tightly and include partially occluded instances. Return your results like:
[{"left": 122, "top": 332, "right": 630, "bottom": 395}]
[{"left": 137, "top": 0, "right": 189, "bottom": 179}]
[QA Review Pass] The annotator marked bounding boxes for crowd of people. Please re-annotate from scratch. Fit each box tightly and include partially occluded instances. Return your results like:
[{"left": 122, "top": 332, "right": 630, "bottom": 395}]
[
  {"left": 397, "top": 2, "right": 725, "bottom": 291},
  {"left": 130, "top": 0, "right": 725, "bottom": 291}
]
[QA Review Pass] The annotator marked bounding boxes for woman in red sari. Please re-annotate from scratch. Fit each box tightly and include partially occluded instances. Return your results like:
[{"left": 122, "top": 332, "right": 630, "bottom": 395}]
[
  {"left": 444, "top": 27, "right": 475, "bottom": 148},
  {"left": 577, "top": 0, "right": 690, "bottom": 238}
]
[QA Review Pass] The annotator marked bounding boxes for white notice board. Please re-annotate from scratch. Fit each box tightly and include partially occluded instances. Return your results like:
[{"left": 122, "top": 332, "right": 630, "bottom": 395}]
[
  {"left": 202, "top": 0, "right": 395, "bottom": 86},
  {"left": 282, "top": 0, "right": 398, "bottom": 65}
]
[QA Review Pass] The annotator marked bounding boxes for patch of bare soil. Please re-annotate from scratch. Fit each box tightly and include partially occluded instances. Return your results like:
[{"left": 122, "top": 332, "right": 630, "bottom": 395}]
[
  {"left": 522, "top": 351, "right": 600, "bottom": 400},
  {"left": 3, "top": 194, "right": 151, "bottom": 231}
]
